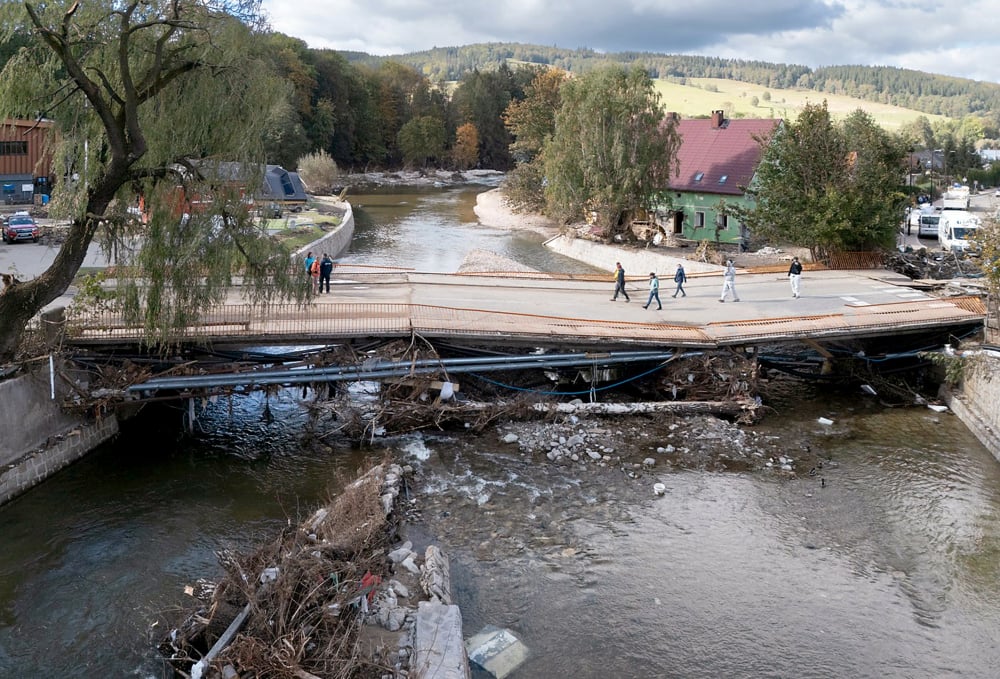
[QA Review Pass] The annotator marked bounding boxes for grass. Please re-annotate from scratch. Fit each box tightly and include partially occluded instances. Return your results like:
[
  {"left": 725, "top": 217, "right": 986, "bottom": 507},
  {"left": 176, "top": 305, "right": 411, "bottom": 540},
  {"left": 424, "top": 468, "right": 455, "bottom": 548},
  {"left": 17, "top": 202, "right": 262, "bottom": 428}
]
[
  {"left": 652, "top": 78, "right": 945, "bottom": 129},
  {"left": 269, "top": 209, "right": 343, "bottom": 251}
]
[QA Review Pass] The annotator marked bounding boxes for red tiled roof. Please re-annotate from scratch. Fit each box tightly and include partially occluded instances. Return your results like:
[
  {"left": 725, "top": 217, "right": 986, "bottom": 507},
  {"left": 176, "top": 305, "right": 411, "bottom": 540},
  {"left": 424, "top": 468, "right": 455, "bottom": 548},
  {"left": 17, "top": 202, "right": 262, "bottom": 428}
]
[{"left": 669, "top": 117, "right": 779, "bottom": 196}]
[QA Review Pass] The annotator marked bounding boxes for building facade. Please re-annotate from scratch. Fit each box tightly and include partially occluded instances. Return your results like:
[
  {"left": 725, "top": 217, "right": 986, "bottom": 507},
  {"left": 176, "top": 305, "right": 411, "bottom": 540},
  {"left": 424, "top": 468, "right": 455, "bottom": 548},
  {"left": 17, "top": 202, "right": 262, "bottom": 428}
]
[
  {"left": 660, "top": 111, "right": 778, "bottom": 245},
  {"left": 0, "top": 119, "right": 54, "bottom": 205}
]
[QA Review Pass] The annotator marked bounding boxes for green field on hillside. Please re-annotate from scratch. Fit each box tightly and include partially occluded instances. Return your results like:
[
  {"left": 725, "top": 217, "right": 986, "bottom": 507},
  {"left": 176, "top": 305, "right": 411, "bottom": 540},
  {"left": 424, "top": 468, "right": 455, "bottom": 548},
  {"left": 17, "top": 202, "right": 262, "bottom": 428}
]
[{"left": 653, "top": 78, "right": 946, "bottom": 128}]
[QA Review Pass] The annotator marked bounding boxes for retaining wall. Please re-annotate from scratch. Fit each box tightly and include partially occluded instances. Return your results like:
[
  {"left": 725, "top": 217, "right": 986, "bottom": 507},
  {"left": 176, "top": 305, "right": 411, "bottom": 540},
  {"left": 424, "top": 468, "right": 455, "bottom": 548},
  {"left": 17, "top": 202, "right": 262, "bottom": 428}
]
[
  {"left": 942, "top": 355, "right": 1000, "bottom": 462},
  {"left": 0, "top": 363, "right": 119, "bottom": 505},
  {"left": 544, "top": 233, "right": 724, "bottom": 277},
  {"left": 292, "top": 201, "right": 355, "bottom": 262}
]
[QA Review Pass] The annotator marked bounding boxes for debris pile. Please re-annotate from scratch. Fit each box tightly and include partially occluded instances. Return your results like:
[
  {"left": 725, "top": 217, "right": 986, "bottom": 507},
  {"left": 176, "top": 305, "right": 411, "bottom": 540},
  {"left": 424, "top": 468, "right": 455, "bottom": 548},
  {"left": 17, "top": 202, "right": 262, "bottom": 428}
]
[
  {"left": 885, "top": 247, "right": 983, "bottom": 281},
  {"left": 160, "top": 463, "right": 442, "bottom": 679}
]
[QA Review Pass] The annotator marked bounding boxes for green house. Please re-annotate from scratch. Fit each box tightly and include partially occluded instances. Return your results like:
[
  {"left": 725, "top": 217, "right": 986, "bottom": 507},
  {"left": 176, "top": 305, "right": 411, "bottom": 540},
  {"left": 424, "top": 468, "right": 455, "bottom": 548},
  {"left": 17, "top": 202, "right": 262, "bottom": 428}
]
[{"left": 660, "top": 110, "right": 779, "bottom": 245}]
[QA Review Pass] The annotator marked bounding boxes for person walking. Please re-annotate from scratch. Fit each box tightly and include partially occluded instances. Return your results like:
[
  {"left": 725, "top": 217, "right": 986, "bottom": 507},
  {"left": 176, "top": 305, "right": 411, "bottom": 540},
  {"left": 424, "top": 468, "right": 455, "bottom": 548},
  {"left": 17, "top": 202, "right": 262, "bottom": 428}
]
[
  {"left": 719, "top": 259, "right": 740, "bottom": 302},
  {"left": 643, "top": 272, "right": 662, "bottom": 310},
  {"left": 788, "top": 256, "right": 802, "bottom": 298},
  {"left": 672, "top": 263, "right": 687, "bottom": 297},
  {"left": 319, "top": 253, "right": 334, "bottom": 294},
  {"left": 611, "top": 262, "right": 630, "bottom": 302},
  {"left": 304, "top": 251, "right": 316, "bottom": 276}
]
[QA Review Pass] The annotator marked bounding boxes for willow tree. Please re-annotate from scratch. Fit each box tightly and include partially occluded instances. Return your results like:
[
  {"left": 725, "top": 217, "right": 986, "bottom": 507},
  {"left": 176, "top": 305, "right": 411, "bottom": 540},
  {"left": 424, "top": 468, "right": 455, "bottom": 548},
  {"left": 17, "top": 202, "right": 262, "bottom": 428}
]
[
  {"left": 0, "top": 0, "right": 306, "bottom": 359},
  {"left": 542, "top": 65, "right": 680, "bottom": 234}
]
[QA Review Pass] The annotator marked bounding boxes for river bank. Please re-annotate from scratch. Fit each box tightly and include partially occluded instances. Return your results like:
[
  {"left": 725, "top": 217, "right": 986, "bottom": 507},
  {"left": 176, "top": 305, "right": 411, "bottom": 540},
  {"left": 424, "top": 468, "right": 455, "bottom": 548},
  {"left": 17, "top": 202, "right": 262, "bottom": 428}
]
[{"left": 2, "top": 182, "right": 999, "bottom": 678}]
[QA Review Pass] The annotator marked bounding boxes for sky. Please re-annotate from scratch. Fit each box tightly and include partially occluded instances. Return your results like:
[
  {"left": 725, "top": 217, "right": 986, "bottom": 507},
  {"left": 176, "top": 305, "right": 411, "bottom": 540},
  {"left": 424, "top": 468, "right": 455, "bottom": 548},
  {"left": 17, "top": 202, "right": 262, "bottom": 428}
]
[{"left": 261, "top": 0, "right": 1000, "bottom": 84}]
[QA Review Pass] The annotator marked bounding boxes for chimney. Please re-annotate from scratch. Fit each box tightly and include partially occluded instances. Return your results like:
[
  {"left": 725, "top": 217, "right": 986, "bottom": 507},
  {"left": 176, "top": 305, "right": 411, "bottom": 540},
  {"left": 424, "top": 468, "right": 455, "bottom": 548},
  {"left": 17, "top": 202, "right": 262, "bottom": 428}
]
[
  {"left": 666, "top": 111, "right": 680, "bottom": 122},
  {"left": 711, "top": 110, "right": 724, "bottom": 128}
]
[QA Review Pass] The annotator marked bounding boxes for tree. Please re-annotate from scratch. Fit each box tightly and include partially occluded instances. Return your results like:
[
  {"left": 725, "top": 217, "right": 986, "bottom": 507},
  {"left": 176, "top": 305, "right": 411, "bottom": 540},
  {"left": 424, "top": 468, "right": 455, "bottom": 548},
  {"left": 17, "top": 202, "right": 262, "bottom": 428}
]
[
  {"left": 451, "top": 65, "right": 526, "bottom": 170},
  {"left": 296, "top": 150, "right": 339, "bottom": 194},
  {"left": 397, "top": 116, "right": 446, "bottom": 168},
  {"left": 0, "top": 0, "right": 305, "bottom": 359},
  {"left": 542, "top": 65, "right": 680, "bottom": 233},
  {"left": 451, "top": 123, "right": 479, "bottom": 170},
  {"left": 502, "top": 68, "right": 565, "bottom": 212},
  {"left": 735, "top": 102, "right": 908, "bottom": 262}
]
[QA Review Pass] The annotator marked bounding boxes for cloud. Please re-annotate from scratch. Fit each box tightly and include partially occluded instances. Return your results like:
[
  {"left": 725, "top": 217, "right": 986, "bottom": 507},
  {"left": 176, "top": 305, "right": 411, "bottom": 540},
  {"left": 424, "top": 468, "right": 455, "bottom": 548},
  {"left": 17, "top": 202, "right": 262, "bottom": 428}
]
[{"left": 260, "top": 0, "right": 1000, "bottom": 82}]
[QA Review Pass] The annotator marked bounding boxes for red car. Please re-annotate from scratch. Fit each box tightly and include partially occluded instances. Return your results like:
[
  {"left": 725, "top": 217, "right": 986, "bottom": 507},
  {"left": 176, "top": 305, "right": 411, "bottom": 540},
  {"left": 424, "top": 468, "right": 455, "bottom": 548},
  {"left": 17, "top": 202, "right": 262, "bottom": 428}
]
[{"left": 2, "top": 213, "right": 40, "bottom": 243}]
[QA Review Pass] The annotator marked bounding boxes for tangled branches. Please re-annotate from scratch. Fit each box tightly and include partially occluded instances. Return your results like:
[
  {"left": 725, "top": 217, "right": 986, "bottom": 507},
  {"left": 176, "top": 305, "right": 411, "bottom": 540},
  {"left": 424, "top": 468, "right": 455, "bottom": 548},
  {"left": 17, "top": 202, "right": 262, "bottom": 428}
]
[{"left": 162, "top": 466, "right": 399, "bottom": 679}]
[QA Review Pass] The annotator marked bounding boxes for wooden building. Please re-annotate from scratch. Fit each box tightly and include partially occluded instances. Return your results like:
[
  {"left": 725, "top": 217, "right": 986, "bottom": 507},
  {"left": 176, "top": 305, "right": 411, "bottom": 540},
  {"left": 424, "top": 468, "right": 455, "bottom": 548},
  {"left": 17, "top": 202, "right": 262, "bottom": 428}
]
[{"left": 0, "top": 118, "right": 54, "bottom": 205}]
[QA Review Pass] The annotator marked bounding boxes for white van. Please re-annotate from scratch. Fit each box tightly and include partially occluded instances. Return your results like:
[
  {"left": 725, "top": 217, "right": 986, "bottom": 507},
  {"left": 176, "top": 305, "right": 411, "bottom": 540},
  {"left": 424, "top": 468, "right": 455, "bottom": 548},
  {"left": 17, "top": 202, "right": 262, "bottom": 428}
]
[
  {"left": 938, "top": 210, "right": 980, "bottom": 251},
  {"left": 917, "top": 213, "right": 940, "bottom": 238}
]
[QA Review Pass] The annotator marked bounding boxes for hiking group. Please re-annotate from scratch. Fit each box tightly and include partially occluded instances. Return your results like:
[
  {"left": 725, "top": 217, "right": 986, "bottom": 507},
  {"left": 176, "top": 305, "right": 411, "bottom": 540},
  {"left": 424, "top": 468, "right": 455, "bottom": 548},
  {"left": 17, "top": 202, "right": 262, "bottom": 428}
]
[{"left": 610, "top": 258, "right": 804, "bottom": 306}]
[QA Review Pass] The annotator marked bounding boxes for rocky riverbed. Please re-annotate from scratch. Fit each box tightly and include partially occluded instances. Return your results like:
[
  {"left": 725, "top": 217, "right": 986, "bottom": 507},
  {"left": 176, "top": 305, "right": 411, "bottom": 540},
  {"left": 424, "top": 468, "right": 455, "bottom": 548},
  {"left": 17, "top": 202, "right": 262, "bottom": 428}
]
[{"left": 496, "top": 411, "right": 812, "bottom": 477}]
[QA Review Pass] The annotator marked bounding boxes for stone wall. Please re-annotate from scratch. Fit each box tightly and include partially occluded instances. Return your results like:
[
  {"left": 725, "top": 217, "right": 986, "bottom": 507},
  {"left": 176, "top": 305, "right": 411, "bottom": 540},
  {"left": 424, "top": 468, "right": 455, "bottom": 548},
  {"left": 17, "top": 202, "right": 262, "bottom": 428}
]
[
  {"left": 0, "top": 415, "right": 118, "bottom": 506},
  {"left": 0, "top": 363, "right": 119, "bottom": 505},
  {"left": 544, "top": 233, "right": 724, "bottom": 276},
  {"left": 942, "top": 354, "right": 1000, "bottom": 462}
]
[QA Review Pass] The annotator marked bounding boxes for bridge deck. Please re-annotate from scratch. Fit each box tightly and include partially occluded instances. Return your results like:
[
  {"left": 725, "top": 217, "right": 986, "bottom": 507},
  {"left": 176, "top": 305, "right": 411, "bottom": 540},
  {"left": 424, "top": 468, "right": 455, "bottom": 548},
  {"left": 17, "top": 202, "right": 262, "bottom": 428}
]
[{"left": 64, "top": 268, "right": 986, "bottom": 349}]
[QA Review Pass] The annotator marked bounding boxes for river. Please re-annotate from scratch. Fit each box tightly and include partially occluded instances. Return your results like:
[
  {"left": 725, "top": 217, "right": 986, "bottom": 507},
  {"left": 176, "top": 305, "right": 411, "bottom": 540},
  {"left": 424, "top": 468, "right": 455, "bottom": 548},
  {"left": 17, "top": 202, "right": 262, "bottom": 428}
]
[{"left": 1, "top": 184, "right": 998, "bottom": 678}]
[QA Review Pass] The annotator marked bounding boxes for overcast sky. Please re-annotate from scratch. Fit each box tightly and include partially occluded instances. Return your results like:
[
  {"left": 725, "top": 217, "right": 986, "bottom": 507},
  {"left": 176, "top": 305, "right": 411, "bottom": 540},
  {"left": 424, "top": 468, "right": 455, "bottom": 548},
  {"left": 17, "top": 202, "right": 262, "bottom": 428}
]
[{"left": 261, "top": 0, "right": 1000, "bottom": 83}]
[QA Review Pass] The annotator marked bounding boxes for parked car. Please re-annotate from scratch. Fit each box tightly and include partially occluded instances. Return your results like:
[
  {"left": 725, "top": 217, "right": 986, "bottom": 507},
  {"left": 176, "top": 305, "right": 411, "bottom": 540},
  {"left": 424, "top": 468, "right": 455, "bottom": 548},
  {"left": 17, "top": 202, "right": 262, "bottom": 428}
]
[{"left": 3, "top": 213, "right": 40, "bottom": 243}]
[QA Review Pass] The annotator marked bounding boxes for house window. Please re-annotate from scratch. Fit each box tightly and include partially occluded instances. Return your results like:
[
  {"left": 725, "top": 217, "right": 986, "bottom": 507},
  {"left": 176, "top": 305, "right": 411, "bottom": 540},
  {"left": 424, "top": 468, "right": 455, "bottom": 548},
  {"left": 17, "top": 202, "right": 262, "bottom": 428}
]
[
  {"left": 694, "top": 211, "right": 705, "bottom": 227},
  {"left": 717, "top": 214, "right": 730, "bottom": 229},
  {"left": 693, "top": 172, "right": 704, "bottom": 182},
  {"left": 719, "top": 175, "right": 728, "bottom": 184},
  {"left": 0, "top": 141, "right": 28, "bottom": 156}
]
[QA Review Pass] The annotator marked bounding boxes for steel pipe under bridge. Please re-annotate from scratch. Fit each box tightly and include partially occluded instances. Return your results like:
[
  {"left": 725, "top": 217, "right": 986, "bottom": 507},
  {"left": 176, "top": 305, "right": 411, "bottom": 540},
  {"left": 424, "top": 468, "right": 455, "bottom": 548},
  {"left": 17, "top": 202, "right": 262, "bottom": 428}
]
[{"left": 127, "top": 350, "right": 681, "bottom": 394}]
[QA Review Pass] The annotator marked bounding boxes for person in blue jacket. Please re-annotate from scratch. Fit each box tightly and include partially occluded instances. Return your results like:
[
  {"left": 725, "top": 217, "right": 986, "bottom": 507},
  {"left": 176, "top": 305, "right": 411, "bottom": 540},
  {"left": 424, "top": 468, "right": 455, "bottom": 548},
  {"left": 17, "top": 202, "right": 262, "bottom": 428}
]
[{"left": 643, "top": 272, "right": 662, "bottom": 310}]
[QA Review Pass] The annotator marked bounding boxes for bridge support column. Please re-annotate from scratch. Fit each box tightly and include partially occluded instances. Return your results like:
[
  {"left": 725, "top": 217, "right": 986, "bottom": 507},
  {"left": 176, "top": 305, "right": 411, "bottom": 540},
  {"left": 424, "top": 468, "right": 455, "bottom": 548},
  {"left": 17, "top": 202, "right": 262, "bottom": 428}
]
[{"left": 187, "top": 398, "right": 196, "bottom": 434}]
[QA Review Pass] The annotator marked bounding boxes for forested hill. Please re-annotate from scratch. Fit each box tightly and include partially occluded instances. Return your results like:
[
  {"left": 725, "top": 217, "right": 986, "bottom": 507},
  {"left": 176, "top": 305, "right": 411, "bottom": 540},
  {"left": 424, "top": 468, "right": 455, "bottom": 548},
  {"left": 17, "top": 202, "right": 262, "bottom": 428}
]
[{"left": 344, "top": 43, "right": 1000, "bottom": 122}]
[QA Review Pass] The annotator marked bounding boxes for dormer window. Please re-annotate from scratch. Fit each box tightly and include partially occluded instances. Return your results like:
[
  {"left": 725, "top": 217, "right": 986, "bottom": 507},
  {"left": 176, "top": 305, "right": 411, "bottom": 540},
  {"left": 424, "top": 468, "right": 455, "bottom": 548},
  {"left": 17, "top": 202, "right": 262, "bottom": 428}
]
[
  {"left": 693, "top": 172, "right": 704, "bottom": 182},
  {"left": 719, "top": 175, "right": 728, "bottom": 184}
]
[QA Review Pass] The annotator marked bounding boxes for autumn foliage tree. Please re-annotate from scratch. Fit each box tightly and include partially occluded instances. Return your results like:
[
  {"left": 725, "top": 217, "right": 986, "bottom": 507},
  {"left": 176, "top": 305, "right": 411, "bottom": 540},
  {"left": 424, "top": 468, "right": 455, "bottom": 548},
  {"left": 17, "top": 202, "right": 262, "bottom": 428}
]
[
  {"left": 0, "top": 0, "right": 306, "bottom": 359},
  {"left": 452, "top": 123, "right": 479, "bottom": 170}
]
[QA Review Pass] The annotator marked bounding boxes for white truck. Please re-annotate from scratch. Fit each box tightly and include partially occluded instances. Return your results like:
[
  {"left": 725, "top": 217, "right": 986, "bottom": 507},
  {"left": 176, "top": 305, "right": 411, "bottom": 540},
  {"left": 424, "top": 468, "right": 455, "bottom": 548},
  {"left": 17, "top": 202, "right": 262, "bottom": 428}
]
[
  {"left": 937, "top": 209, "right": 980, "bottom": 251},
  {"left": 941, "top": 186, "right": 971, "bottom": 211}
]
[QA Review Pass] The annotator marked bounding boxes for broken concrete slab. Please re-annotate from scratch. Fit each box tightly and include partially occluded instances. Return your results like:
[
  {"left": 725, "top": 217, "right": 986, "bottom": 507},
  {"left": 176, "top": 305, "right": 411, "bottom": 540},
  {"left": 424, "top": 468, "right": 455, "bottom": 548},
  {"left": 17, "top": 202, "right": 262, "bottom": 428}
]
[{"left": 465, "top": 625, "right": 529, "bottom": 679}]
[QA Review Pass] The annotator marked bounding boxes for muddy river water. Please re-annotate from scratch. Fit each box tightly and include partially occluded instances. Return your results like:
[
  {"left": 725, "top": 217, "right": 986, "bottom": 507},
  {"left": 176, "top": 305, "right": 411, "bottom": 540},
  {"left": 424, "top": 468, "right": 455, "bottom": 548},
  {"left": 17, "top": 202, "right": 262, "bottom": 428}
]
[{"left": 1, "top": 185, "right": 998, "bottom": 678}]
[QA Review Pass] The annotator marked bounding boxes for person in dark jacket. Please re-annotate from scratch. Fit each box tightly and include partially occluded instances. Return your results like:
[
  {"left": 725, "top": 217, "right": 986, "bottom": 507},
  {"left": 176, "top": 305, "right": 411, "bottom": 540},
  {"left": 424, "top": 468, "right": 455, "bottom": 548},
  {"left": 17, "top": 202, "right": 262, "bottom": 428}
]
[
  {"left": 788, "top": 256, "right": 802, "bottom": 298},
  {"left": 611, "top": 262, "right": 630, "bottom": 302},
  {"left": 319, "top": 253, "right": 334, "bottom": 294},
  {"left": 672, "top": 263, "right": 687, "bottom": 297}
]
